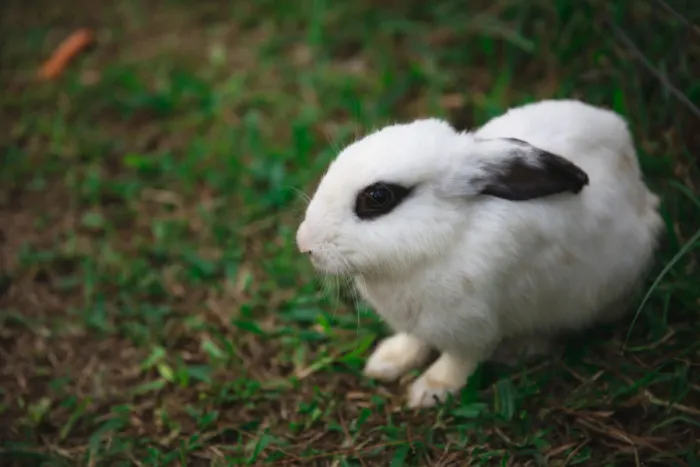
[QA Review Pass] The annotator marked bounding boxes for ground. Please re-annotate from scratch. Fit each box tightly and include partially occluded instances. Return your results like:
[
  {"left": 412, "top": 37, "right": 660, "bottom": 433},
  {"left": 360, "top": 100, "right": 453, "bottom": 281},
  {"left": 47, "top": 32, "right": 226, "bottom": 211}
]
[{"left": 1, "top": 1, "right": 699, "bottom": 466}]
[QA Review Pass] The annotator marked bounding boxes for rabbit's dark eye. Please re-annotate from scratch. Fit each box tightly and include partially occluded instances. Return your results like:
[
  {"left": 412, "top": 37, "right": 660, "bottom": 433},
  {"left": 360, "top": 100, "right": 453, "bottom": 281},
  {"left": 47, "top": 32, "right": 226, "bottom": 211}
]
[{"left": 354, "top": 182, "right": 413, "bottom": 220}]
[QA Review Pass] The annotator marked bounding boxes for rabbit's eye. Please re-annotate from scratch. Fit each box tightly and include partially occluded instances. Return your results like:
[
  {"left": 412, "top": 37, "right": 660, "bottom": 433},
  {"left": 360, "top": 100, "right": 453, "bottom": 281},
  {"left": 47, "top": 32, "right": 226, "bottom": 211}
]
[{"left": 354, "top": 182, "right": 412, "bottom": 220}]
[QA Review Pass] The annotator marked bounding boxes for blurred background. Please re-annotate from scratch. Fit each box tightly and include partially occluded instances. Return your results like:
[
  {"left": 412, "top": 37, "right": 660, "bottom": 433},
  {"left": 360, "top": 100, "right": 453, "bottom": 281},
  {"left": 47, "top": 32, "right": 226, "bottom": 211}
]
[{"left": 1, "top": 1, "right": 698, "bottom": 466}]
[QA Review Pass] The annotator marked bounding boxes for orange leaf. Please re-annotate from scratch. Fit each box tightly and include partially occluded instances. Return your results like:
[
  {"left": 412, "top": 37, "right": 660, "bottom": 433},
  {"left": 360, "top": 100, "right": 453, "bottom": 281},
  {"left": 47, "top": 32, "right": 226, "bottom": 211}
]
[{"left": 38, "top": 28, "right": 95, "bottom": 80}]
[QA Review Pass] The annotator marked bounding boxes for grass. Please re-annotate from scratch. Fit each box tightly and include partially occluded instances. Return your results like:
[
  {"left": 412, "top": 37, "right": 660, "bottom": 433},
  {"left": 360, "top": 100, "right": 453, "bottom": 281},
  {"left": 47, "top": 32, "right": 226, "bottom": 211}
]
[{"left": 1, "top": 0, "right": 699, "bottom": 465}]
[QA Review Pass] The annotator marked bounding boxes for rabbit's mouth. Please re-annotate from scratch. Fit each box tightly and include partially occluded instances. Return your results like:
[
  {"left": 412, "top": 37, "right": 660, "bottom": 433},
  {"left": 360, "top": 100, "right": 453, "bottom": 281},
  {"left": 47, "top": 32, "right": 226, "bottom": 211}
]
[
  {"left": 308, "top": 248, "right": 357, "bottom": 276},
  {"left": 297, "top": 220, "right": 359, "bottom": 275}
]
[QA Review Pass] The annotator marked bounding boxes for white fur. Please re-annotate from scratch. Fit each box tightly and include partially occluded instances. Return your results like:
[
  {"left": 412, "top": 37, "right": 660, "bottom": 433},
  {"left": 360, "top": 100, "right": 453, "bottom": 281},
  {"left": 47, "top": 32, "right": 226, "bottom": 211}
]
[
  {"left": 363, "top": 333, "right": 431, "bottom": 382},
  {"left": 296, "top": 99, "right": 664, "bottom": 408}
]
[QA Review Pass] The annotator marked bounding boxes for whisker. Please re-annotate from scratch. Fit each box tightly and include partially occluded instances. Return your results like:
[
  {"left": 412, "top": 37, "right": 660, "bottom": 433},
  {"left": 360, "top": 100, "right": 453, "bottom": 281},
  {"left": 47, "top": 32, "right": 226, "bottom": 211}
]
[
  {"left": 322, "top": 126, "right": 342, "bottom": 155},
  {"left": 284, "top": 185, "right": 311, "bottom": 205},
  {"left": 311, "top": 249, "right": 343, "bottom": 322},
  {"left": 348, "top": 268, "right": 368, "bottom": 336}
]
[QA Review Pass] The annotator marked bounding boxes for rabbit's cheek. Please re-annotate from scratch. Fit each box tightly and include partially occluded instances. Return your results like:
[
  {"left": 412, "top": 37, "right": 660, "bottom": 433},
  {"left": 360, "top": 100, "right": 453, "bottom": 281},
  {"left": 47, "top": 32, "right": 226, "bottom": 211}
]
[{"left": 306, "top": 245, "right": 355, "bottom": 276}]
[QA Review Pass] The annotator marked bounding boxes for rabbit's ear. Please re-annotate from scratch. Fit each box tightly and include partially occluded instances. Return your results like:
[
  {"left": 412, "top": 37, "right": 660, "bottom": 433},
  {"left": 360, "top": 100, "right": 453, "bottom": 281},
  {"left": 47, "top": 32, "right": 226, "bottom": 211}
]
[{"left": 442, "top": 137, "right": 589, "bottom": 201}]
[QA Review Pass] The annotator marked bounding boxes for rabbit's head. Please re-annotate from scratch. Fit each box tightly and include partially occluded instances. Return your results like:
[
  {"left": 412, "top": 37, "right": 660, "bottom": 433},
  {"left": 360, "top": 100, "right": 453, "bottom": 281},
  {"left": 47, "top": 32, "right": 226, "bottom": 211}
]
[{"left": 296, "top": 118, "right": 589, "bottom": 278}]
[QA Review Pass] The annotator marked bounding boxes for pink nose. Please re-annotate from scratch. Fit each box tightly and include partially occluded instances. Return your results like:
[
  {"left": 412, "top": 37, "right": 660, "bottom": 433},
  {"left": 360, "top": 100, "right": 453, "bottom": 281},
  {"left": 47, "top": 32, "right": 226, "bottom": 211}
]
[{"left": 296, "top": 221, "right": 312, "bottom": 253}]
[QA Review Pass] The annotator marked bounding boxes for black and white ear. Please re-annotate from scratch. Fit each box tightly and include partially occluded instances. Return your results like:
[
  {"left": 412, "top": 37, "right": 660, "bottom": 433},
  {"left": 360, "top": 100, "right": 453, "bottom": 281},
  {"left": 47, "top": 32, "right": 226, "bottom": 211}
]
[{"left": 442, "top": 137, "right": 590, "bottom": 201}]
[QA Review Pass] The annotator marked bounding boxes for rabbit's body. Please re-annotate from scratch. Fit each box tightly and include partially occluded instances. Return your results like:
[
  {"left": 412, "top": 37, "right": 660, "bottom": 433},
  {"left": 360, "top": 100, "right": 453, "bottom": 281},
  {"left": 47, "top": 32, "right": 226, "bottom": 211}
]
[
  {"left": 358, "top": 100, "right": 661, "bottom": 347},
  {"left": 297, "top": 99, "right": 663, "bottom": 408}
]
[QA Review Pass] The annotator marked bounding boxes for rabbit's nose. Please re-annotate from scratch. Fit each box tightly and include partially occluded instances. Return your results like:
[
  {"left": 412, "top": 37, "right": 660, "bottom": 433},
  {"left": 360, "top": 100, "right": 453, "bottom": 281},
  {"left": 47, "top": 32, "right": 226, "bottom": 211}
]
[{"left": 296, "top": 221, "right": 313, "bottom": 254}]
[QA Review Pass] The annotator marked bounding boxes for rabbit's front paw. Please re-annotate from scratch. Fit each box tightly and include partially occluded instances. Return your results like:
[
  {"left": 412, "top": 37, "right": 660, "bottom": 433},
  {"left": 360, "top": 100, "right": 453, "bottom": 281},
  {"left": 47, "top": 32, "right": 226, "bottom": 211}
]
[
  {"left": 407, "top": 352, "right": 477, "bottom": 408},
  {"left": 364, "top": 333, "right": 431, "bottom": 382}
]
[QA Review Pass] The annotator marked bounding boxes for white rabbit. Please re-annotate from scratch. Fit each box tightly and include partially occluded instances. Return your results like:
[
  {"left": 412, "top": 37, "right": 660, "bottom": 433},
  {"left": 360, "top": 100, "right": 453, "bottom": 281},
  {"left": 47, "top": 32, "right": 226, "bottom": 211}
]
[{"left": 296, "top": 99, "right": 664, "bottom": 408}]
